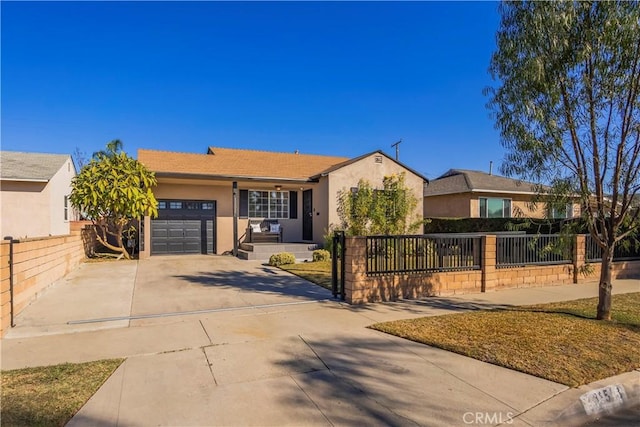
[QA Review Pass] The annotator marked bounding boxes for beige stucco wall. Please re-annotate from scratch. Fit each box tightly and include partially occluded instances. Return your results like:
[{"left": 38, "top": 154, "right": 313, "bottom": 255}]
[
  {"left": 0, "top": 157, "right": 75, "bottom": 238},
  {"left": 424, "top": 193, "right": 472, "bottom": 218},
  {"left": 425, "top": 191, "right": 581, "bottom": 219},
  {"left": 1, "top": 181, "right": 50, "bottom": 238},
  {"left": 325, "top": 153, "right": 425, "bottom": 234}
]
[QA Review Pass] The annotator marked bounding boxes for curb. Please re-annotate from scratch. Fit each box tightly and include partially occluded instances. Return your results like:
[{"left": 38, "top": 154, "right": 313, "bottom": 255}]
[{"left": 525, "top": 370, "right": 640, "bottom": 426}]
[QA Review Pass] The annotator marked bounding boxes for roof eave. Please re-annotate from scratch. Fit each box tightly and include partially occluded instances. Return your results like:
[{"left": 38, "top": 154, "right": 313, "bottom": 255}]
[
  {"left": 154, "top": 171, "right": 317, "bottom": 184},
  {"left": 0, "top": 177, "right": 50, "bottom": 183}
]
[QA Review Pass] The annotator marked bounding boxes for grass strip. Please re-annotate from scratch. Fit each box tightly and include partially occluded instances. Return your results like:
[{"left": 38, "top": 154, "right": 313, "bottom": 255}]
[
  {"left": 280, "top": 260, "right": 333, "bottom": 290},
  {"left": 371, "top": 293, "right": 640, "bottom": 387},
  {"left": 1, "top": 358, "right": 124, "bottom": 427}
]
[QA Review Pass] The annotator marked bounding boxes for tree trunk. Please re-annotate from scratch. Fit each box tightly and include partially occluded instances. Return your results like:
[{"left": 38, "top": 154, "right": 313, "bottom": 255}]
[
  {"left": 93, "top": 221, "right": 131, "bottom": 260},
  {"left": 596, "top": 245, "right": 614, "bottom": 320}
]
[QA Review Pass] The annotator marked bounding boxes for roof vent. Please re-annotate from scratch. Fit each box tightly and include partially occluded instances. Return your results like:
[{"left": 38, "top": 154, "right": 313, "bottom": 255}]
[{"left": 374, "top": 155, "right": 383, "bottom": 164}]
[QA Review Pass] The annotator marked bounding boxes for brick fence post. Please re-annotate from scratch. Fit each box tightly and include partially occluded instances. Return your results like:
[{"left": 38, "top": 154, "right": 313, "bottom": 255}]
[
  {"left": 573, "top": 234, "right": 586, "bottom": 284},
  {"left": 344, "top": 237, "right": 367, "bottom": 304},
  {"left": 482, "top": 235, "right": 497, "bottom": 292}
]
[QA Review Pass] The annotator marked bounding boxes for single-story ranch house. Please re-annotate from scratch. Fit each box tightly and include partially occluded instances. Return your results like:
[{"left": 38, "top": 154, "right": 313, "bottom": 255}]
[
  {"left": 0, "top": 151, "right": 77, "bottom": 239},
  {"left": 424, "top": 169, "right": 581, "bottom": 219},
  {"left": 137, "top": 147, "right": 426, "bottom": 257}
]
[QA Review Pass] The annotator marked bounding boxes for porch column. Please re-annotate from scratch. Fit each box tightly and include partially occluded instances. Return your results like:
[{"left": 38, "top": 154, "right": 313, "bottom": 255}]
[{"left": 232, "top": 181, "right": 238, "bottom": 256}]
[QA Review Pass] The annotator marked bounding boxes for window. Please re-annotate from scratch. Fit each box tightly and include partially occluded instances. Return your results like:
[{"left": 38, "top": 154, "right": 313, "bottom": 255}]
[
  {"left": 158, "top": 201, "right": 167, "bottom": 209},
  {"left": 479, "top": 198, "right": 511, "bottom": 218},
  {"left": 248, "top": 190, "right": 289, "bottom": 219},
  {"left": 169, "top": 202, "right": 183, "bottom": 209},
  {"left": 64, "top": 195, "right": 69, "bottom": 221},
  {"left": 550, "top": 203, "right": 573, "bottom": 219}
]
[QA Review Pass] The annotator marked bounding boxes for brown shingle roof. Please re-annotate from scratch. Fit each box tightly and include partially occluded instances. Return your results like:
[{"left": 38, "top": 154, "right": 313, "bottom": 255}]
[
  {"left": 138, "top": 147, "right": 350, "bottom": 181},
  {"left": 424, "top": 169, "right": 538, "bottom": 196}
]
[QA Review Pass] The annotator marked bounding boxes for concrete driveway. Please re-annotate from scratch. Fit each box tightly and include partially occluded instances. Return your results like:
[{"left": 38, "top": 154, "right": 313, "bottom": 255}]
[
  {"left": 2, "top": 257, "right": 639, "bottom": 426},
  {"left": 4, "top": 255, "right": 332, "bottom": 337}
]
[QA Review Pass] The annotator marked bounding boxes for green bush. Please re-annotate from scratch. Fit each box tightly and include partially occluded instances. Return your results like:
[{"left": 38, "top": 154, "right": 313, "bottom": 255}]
[
  {"left": 312, "top": 249, "right": 330, "bottom": 262},
  {"left": 423, "top": 217, "right": 578, "bottom": 234},
  {"left": 268, "top": 252, "right": 296, "bottom": 266}
]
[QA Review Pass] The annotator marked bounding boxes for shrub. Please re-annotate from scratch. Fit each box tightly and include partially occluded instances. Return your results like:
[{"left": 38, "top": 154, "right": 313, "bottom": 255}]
[
  {"left": 268, "top": 252, "right": 296, "bottom": 267},
  {"left": 312, "top": 249, "right": 330, "bottom": 262}
]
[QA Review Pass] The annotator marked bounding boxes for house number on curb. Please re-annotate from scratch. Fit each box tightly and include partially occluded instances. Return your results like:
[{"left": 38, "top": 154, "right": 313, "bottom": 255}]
[{"left": 579, "top": 384, "right": 627, "bottom": 415}]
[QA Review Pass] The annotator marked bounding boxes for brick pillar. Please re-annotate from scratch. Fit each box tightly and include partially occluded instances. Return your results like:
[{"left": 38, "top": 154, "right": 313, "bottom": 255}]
[
  {"left": 573, "top": 234, "right": 586, "bottom": 284},
  {"left": 344, "top": 237, "right": 367, "bottom": 304},
  {"left": 481, "top": 235, "right": 497, "bottom": 292}
]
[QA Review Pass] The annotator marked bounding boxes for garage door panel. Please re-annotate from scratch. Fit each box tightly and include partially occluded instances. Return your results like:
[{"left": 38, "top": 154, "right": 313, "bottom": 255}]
[{"left": 151, "top": 204, "right": 216, "bottom": 255}]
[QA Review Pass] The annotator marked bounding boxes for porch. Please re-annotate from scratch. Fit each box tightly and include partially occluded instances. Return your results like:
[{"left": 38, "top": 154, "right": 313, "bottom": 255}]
[{"left": 237, "top": 242, "right": 322, "bottom": 262}]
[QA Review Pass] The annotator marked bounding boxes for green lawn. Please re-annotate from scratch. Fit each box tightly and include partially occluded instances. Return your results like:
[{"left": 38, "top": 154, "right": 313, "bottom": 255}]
[
  {"left": 372, "top": 293, "right": 640, "bottom": 387},
  {"left": 1, "top": 359, "right": 124, "bottom": 426},
  {"left": 280, "top": 260, "right": 333, "bottom": 290}
]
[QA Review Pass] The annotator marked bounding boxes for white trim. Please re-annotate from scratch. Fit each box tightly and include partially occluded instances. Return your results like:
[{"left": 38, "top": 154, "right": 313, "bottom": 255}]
[{"left": 0, "top": 178, "right": 49, "bottom": 183}]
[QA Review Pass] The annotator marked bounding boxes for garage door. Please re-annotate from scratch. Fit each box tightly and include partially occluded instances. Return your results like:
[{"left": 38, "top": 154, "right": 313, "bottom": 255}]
[
  {"left": 151, "top": 220, "right": 202, "bottom": 254},
  {"left": 151, "top": 200, "right": 216, "bottom": 255}
]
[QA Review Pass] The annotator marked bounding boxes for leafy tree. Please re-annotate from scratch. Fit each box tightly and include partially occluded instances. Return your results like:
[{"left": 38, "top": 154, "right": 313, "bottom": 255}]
[
  {"left": 337, "top": 173, "right": 422, "bottom": 236},
  {"left": 487, "top": 1, "right": 640, "bottom": 320},
  {"left": 70, "top": 141, "right": 158, "bottom": 259}
]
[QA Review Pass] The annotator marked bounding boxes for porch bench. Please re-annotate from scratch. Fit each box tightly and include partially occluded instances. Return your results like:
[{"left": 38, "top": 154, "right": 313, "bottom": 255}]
[{"left": 246, "top": 219, "right": 283, "bottom": 243}]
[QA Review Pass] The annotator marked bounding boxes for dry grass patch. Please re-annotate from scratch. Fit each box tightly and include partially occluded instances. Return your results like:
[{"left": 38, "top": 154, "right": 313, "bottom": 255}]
[
  {"left": 280, "top": 260, "right": 333, "bottom": 290},
  {"left": 1, "top": 359, "right": 124, "bottom": 426},
  {"left": 371, "top": 293, "right": 640, "bottom": 387}
]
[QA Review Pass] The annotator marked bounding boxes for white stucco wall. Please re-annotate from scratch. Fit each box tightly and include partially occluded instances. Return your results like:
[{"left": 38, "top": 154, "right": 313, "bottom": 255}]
[{"left": 48, "top": 157, "right": 76, "bottom": 235}]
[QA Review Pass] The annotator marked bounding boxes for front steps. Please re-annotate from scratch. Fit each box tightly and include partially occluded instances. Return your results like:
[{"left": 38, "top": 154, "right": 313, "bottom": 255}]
[{"left": 237, "top": 242, "right": 321, "bottom": 262}]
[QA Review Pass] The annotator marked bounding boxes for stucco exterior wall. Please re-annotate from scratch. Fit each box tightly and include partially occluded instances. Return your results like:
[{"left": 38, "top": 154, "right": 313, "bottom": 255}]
[
  {"left": 48, "top": 157, "right": 76, "bottom": 235},
  {"left": 1, "top": 181, "right": 50, "bottom": 238},
  {"left": 425, "top": 191, "right": 581, "bottom": 219},
  {"left": 1, "top": 157, "right": 75, "bottom": 239},
  {"left": 424, "top": 193, "right": 472, "bottom": 218},
  {"left": 326, "top": 153, "right": 425, "bottom": 234}
]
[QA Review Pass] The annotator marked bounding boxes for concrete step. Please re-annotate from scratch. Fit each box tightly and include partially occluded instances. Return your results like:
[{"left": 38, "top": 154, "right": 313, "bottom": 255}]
[
  {"left": 237, "top": 249, "right": 315, "bottom": 262},
  {"left": 239, "top": 243, "right": 320, "bottom": 253}
]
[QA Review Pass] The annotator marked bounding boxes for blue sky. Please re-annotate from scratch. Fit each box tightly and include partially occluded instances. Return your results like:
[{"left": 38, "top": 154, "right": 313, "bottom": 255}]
[{"left": 2, "top": 1, "right": 502, "bottom": 179}]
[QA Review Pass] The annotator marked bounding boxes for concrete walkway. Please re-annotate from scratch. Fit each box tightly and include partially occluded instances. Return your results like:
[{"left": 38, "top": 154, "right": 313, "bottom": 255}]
[{"left": 1, "top": 257, "right": 639, "bottom": 426}]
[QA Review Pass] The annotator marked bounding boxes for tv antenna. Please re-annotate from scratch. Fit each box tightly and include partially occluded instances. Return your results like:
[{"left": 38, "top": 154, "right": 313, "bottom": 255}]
[{"left": 391, "top": 139, "right": 402, "bottom": 161}]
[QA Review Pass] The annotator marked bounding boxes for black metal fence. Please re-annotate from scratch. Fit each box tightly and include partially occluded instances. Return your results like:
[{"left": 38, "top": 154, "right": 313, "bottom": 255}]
[
  {"left": 496, "top": 235, "right": 571, "bottom": 268},
  {"left": 586, "top": 234, "right": 640, "bottom": 262},
  {"left": 365, "top": 235, "right": 481, "bottom": 276},
  {"left": 363, "top": 233, "right": 640, "bottom": 277}
]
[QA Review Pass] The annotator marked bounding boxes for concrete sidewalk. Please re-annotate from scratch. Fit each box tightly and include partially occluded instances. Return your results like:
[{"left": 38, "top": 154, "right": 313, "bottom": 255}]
[{"left": 1, "top": 259, "right": 639, "bottom": 426}]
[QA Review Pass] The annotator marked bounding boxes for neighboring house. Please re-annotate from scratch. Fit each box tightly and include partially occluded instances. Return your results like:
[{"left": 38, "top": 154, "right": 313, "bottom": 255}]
[
  {"left": 423, "top": 169, "right": 580, "bottom": 219},
  {"left": 137, "top": 147, "right": 426, "bottom": 257},
  {"left": 0, "top": 151, "right": 77, "bottom": 238}
]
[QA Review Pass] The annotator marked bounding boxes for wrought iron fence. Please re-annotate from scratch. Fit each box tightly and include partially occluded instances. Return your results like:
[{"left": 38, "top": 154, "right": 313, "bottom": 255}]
[
  {"left": 365, "top": 235, "right": 481, "bottom": 276},
  {"left": 585, "top": 234, "right": 602, "bottom": 262},
  {"left": 586, "top": 234, "right": 640, "bottom": 261},
  {"left": 496, "top": 235, "right": 571, "bottom": 268}
]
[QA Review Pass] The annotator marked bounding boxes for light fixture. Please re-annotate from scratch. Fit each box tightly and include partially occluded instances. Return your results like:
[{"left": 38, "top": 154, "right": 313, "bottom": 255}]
[{"left": 275, "top": 185, "right": 282, "bottom": 191}]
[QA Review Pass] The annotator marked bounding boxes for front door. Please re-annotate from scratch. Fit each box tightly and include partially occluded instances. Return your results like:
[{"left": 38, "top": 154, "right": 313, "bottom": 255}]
[{"left": 303, "top": 189, "right": 313, "bottom": 241}]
